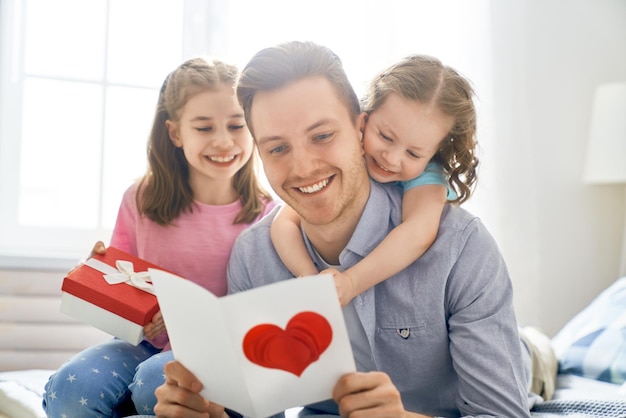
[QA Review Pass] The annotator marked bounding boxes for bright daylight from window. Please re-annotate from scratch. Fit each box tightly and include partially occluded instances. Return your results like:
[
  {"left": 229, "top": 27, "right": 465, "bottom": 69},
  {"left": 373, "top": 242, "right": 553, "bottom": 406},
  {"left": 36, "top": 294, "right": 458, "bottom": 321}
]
[{"left": 0, "top": 0, "right": 491, "bottom": 265}]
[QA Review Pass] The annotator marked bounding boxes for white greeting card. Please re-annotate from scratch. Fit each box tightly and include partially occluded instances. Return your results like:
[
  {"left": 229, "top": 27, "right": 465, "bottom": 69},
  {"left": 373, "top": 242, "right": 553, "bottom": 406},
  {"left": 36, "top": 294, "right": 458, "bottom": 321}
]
[{"left": 151, "top": 270, "right": 356, "bottom": 418}]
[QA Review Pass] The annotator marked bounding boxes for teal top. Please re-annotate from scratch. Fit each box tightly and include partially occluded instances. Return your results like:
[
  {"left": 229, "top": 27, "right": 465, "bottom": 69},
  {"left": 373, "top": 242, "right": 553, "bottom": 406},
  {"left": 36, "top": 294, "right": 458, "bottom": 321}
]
[{"left": 400, "top": 161, "right": 457, "bottom": 200}]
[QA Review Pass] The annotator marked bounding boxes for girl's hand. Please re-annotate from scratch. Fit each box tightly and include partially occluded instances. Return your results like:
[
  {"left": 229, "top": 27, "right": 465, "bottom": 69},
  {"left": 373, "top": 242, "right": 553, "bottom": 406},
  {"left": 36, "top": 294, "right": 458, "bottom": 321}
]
[
  {"left": 89, "top": 241, "right": 106, "bottom": 258},
  {"left": 320, "top": 268, "right": 356, "bottom": 307},
  {"left": 74, "top": 241, "right": 106, "bottom": 269},
  {"left": 144, "top": 311, "right": 166, "bottom": 340}
]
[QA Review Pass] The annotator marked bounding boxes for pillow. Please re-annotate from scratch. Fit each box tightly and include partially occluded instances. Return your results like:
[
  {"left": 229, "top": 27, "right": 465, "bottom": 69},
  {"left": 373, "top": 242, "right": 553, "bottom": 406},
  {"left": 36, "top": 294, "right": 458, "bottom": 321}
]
[{"left": 552, "top": 276, "right": 626, "bottom": 384}]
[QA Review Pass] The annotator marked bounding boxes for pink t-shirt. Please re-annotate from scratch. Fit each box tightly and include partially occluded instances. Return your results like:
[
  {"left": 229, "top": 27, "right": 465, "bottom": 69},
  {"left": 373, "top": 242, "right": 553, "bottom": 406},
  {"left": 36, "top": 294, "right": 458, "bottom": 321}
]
[
  {"left": 109, "top": 183, "right": 279, "bottom": 348},
  {"left": 111, "top": 183, "right": 278, "bottom": 295}
]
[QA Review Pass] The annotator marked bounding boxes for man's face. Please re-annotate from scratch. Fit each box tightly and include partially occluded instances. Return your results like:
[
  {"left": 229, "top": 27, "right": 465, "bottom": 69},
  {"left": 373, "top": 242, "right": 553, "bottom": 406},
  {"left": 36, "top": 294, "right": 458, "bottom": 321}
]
[{"left": 251, "top": 76, "right": 369, "bottom": 227}]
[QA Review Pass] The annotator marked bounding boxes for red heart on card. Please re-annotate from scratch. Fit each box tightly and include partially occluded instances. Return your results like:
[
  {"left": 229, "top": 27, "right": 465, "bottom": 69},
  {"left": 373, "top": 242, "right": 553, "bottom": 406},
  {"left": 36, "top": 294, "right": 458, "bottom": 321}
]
[{"left": 243, "top": 311, "right": 333, "bottom": 376}]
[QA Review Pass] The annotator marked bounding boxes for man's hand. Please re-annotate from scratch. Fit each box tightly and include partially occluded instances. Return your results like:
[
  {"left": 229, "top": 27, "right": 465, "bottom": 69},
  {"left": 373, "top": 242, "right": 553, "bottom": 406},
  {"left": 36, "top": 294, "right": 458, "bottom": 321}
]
[
  {"left": 144, "top": 311, "right": 166, "bottom": 339},
  {"left": 333, "top": 371, "right": 428, "bottom": 418},
  {"left": 154, "top": 360, "right": 226, "bottom": 418}
]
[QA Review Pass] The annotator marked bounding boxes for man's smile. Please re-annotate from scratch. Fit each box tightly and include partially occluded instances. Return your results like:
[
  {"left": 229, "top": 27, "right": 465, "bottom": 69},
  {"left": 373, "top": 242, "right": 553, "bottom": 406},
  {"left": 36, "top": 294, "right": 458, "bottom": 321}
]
[{"left": 294, "top": 176, "right": 332, "bottom": 194}]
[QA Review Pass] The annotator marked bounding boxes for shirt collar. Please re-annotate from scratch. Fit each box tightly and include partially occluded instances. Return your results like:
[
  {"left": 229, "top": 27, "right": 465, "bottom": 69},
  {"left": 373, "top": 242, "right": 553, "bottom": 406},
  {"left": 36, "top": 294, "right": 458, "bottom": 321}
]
[
  {"left": 302, "top": 180, "right": 401, "bottom": 267},
  {"left": 342, "top": 180, "right": 400, "bottom": 260}
]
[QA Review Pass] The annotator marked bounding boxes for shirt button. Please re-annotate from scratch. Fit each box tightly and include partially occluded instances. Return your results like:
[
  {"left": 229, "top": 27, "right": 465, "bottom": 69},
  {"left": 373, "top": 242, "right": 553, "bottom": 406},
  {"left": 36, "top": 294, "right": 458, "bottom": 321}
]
[{"left": 398, "top": 328, "right": 410, "bottom": 339}]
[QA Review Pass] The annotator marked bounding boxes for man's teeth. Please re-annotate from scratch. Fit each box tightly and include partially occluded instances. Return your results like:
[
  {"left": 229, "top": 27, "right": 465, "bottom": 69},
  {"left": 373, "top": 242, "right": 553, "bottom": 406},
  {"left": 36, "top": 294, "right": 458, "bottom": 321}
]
[
  {"left": 209, "top": 155, "right": 236, "bottom": 163},
  {"left": 298, "top": 178, "right": 329, "bottom": 194}
]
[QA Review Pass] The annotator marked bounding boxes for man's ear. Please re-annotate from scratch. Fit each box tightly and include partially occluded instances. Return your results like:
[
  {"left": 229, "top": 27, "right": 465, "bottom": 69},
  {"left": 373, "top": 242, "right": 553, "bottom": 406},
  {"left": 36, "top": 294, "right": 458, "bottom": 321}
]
[
  {"left": 166, "top": 120, "right": 182, "bottom": 148},
  {"left": 357, "top": 112, "right": 368, "bottom": 141}
]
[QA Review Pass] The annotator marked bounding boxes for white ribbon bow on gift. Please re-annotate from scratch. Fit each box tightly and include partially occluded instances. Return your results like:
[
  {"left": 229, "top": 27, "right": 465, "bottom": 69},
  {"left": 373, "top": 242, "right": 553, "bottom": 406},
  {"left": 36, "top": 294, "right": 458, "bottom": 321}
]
[{"left": 85, "top": 258, "right": 156, "bottom": 295}]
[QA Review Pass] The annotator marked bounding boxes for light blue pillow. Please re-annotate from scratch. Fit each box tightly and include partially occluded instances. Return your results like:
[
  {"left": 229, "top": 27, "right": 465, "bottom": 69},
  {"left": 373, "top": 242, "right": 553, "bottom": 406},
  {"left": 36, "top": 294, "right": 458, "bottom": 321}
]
[{"left": 552, "top": 277, "right": 626, "bottom": 384}]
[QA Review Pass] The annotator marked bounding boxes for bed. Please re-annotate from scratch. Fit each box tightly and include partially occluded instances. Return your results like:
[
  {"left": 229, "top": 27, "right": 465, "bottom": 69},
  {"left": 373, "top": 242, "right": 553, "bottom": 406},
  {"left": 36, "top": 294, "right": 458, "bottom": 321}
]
[
  {"left": 1, "top": 274, "right": 625, "bottom": 418},
  {"left": 0, "top": 268, "right": 109, "bottom": 418},
  {"left": 529, "top": 276, "right": 626, "bottom": 417}
]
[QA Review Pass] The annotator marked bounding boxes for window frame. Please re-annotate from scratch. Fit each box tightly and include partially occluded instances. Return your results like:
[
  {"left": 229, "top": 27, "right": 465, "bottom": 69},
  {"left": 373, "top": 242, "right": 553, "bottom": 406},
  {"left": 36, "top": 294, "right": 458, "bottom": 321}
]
[
  {"left": 0, "top": 0, "right": 226, "bottom": 269},
  {"left": 0, "top": 0, "right": 493, "bottom": 270}
]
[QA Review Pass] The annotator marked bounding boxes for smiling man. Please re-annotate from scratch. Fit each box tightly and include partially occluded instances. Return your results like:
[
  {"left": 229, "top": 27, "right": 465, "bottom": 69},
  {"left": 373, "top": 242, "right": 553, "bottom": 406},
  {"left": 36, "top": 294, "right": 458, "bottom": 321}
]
[
  {"left": 154, "top": 41, "right": 532, "bottom": 418},
  {"left": 250, "top": 75, "right": 369, "bottom": 265}
]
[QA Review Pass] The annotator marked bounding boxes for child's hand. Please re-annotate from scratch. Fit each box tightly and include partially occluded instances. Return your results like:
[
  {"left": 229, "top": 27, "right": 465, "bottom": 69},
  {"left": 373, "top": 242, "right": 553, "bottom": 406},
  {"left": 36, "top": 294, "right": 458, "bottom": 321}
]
[
  {"left": 74, "top": 241, "right": 106, "bottom": 269},
  {"left": 320, "top": 268, "right": 356, "bottom": 307},
  {"left": 144, "top": 311, "right": 166, "bottom": 340},
  {"left": 295, "top": 267, "right": 319, "bottom": 277},
  {"left": 89, "top": 241, "right": 106, "bottom": 258}
]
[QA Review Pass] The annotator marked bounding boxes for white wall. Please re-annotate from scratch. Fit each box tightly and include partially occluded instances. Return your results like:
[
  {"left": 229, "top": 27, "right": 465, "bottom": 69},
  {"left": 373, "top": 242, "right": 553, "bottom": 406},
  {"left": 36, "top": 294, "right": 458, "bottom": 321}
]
[
  {"left": 0, "top": 268, "right": 110, "bottom": 371},
  {"left": 1, "top": 0, "right": 624, "bottom": 341},
  {"left": 487, "top": 0, "right": 626, "bottom": 336}
]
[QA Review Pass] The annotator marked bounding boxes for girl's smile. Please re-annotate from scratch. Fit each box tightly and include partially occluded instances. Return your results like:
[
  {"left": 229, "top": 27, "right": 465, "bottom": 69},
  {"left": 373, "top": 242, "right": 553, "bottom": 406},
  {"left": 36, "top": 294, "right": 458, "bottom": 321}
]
[
  {"left": 206, "top": 154, "right": 238, "bottom": 164},
  {"left": 367, "top": 156, "right": 397, "bottom": 177},
  {"left": 167, "top": 85, "right": 254, "bottom": 201},
  {"left": 363, "top": 92, "right": 453, "bottom": 183}
]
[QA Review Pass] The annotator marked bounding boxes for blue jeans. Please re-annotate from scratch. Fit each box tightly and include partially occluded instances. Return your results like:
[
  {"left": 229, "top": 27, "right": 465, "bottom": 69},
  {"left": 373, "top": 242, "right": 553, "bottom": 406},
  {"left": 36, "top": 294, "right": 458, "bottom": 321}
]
[{"left": 42, "top": 338, "right": 174, "bottom": 417}]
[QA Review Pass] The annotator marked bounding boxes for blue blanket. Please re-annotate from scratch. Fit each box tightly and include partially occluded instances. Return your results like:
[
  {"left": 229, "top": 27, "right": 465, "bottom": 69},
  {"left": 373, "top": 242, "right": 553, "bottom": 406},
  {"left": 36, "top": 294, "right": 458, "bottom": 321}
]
[{"left": 531, "top": 399, "right": 626, "bottom": 417}]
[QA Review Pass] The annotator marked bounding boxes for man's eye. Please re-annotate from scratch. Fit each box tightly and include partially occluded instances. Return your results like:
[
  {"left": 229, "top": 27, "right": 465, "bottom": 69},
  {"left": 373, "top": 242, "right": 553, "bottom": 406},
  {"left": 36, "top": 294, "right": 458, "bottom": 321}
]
[
  {"left": 268, "top": 145, "right": 287, "bottom": 155},
  {"left": 313, "top": 132, "right": 333, "bottom": 142}
]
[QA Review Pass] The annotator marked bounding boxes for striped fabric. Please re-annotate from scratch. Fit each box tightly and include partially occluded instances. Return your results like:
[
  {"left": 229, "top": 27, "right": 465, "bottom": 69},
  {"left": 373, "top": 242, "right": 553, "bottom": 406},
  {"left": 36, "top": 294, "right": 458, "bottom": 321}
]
[
  {"left": 552, "top": 277, "right": 626, "bottom": 385},
  {"left": 532, "top": 399, "right": 626, "bottom": 417}
]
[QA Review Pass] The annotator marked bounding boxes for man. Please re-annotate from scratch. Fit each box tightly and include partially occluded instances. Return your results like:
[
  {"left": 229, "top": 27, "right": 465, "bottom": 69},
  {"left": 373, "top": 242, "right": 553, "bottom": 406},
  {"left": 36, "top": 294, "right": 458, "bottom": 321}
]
[{"left": 154, "top": 41, "right": 532, "bottom": 418}]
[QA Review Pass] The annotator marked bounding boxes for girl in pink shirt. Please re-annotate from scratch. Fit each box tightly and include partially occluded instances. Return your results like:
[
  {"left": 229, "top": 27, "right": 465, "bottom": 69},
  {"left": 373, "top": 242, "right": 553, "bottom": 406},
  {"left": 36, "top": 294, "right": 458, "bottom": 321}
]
[{"left": 43, "top": 57, "right": 277, "bottom": 418}]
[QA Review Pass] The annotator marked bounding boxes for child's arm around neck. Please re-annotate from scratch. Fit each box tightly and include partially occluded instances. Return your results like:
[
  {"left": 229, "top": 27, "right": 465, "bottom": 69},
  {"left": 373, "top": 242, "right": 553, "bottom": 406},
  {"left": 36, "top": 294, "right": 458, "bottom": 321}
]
[
  {"left": 336, "top": 183, "right": 447, "bottom": 304},
  {"left": 270, "top": 205, "right": 319, "bottom": 277}
]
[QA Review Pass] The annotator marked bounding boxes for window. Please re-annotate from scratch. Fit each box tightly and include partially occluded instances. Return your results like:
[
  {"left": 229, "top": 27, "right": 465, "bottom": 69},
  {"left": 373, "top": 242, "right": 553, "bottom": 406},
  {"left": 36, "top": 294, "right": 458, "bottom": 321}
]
[
  {"left": 0, "top": 0, "right": 222, "bottom": 265},
  {"left": 0, "top": 0, "right": 493, "bottom": 267}
]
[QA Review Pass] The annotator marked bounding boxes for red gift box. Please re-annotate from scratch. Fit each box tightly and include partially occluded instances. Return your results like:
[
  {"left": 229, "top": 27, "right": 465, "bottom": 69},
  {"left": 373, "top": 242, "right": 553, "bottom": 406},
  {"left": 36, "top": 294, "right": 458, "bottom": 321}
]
[{"left": 60, "top": 246, "right": 165, "bottom": 345}]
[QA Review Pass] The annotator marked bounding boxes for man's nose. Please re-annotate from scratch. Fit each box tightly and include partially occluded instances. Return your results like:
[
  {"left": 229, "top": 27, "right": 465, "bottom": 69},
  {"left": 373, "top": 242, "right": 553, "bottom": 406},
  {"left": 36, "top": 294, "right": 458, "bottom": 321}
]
[{"left": 289, "top": 142, "right": 317, "bottom": 176}]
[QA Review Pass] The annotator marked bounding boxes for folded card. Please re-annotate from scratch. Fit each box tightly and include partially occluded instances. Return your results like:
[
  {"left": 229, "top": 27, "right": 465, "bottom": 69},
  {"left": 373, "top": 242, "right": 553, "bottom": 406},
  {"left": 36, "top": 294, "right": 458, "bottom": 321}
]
[{"left": 151, "top": 270, "right": 356, "bottom": 418}]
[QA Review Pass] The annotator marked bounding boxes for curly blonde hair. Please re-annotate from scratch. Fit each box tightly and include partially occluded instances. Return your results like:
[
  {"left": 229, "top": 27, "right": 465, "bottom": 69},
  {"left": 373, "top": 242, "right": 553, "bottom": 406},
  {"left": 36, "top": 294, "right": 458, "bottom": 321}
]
[{"left": 361, "top": 55, "right": 479, "bottom": 204}]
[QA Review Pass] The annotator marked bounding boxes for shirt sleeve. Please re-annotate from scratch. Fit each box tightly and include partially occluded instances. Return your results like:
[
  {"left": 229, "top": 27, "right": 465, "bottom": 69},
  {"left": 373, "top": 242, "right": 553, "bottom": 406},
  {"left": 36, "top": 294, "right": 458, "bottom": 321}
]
[
  {"left": 401, "top": 161, "right": 458, "bottom": 201},
  {"left": 446, "top": 218, "right": 530, "bottom": 417},
  {"left": 109, "top": 185, "right": 139, "bottom": 256}
]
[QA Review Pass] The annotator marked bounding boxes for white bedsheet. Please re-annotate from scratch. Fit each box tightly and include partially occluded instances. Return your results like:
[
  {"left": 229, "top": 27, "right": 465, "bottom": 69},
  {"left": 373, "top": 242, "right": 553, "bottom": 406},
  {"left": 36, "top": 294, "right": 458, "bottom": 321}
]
[
  {"left": 552, "top": 374, "right": 625, "bottom": 401},
  {"left": 0, "top": 369, "right": 51, "bottom": 418},
  {"left": 0, "top": 370, "right": 623, "bottom": 418}
]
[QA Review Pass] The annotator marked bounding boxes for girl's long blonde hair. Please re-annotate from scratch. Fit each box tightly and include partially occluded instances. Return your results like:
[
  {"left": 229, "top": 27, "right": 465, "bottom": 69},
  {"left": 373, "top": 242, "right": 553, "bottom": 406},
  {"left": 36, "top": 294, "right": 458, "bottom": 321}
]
[{"left": 138, "top": 57, "right": 272, "bottom": 225}]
